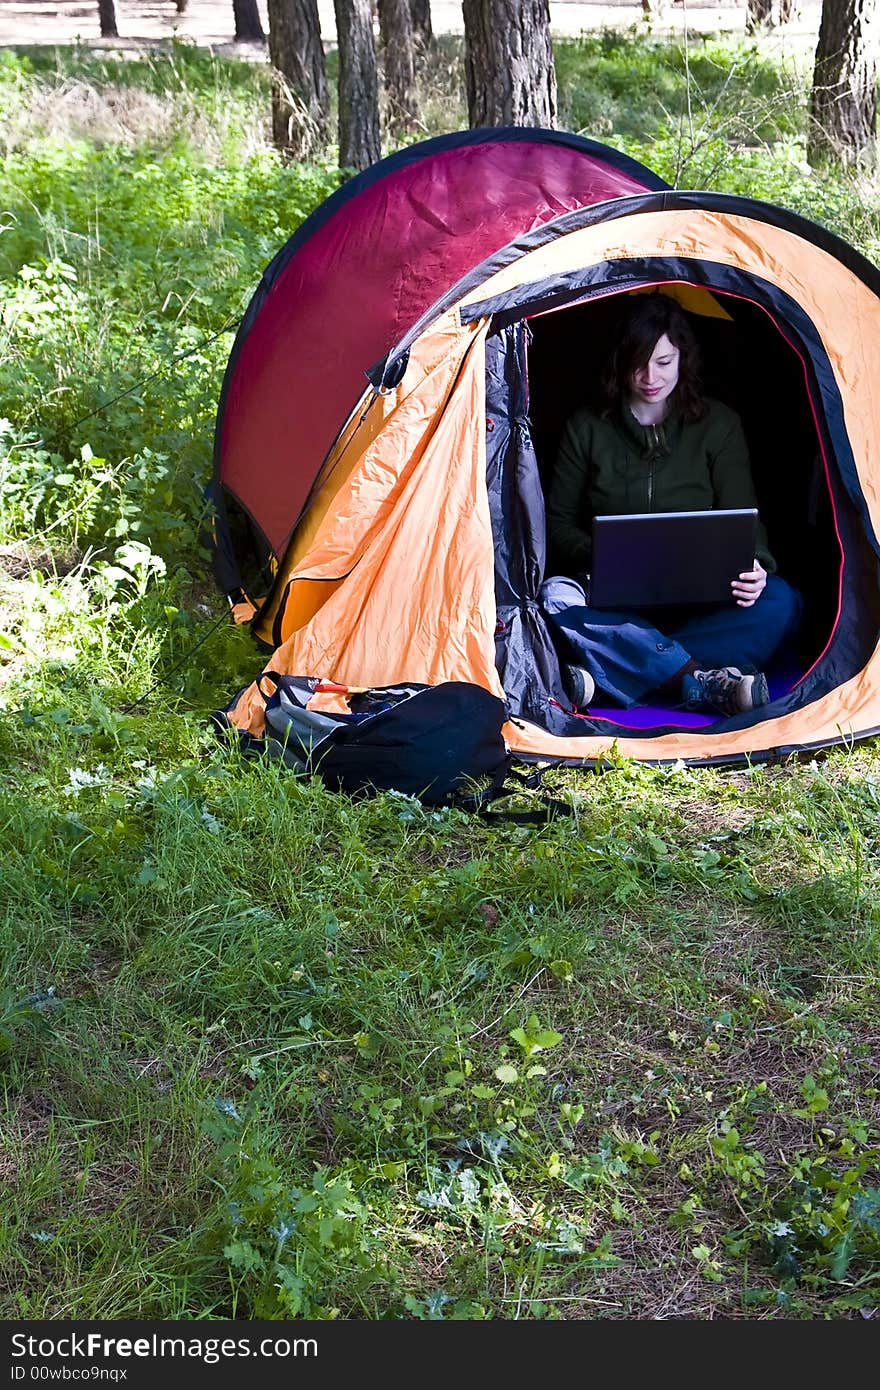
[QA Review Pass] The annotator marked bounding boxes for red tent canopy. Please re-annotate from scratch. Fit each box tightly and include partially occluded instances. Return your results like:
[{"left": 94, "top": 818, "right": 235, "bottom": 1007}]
[{"left": 215, "top": 129, "right": 667, "bottom": 556}]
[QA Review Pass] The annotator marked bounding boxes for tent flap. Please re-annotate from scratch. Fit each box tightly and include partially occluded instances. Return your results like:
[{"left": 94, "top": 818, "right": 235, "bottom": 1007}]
[{"left": 219, "top": 140, "right": 880, "bottom": 765}]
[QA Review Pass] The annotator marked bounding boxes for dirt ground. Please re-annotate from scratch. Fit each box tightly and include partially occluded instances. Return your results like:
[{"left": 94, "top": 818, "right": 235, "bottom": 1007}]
[{"left": 0, "top": 0, "right": 822, "bottom": 52}]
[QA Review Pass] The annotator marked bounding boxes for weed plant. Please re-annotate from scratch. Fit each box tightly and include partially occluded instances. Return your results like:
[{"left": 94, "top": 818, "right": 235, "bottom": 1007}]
[{"left": 0, "top": 32, "right": 878, "bottom": 1320}]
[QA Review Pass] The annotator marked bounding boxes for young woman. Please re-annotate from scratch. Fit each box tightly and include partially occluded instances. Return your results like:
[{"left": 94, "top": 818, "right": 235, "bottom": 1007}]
[{"left": 540, "top": 292, "right": 803, "bottom": 717}]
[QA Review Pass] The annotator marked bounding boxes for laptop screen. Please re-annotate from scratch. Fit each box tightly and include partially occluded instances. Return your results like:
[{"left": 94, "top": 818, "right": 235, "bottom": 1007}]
[{"left": 589, "top": 508, "right": 758, "bottom": 609}]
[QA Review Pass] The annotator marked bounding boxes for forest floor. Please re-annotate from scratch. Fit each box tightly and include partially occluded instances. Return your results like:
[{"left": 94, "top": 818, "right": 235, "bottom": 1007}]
[{"left": 0, "top": 0, "right": 823, "bottom": 52}]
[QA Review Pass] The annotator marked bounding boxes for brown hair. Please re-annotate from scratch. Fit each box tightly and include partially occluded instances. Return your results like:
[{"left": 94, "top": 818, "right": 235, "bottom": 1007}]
[{"left": 600, "top": 291, "right": 707, "bottom": 422}]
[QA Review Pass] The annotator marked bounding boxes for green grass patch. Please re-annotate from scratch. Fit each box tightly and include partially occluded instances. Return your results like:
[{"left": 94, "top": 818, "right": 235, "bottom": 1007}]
[{"left": 1, "top": 31, "right": 878, "bottom": 1320}]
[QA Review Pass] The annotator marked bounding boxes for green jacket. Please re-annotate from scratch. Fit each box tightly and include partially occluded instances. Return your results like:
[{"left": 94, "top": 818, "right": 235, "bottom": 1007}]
[{"left": 546, "top": 398, "right": 775, "bottom": 577}]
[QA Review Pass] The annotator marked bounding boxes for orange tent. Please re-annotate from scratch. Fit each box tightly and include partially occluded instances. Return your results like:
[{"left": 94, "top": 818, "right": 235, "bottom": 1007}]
[{"left": 212, "top": 131, "right": 880, "bottom": 766}]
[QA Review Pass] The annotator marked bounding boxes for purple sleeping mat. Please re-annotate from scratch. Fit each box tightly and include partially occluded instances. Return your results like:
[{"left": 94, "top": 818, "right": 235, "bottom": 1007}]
[{"left": 586, "top": 668, "right": 800, "bottom": 732}]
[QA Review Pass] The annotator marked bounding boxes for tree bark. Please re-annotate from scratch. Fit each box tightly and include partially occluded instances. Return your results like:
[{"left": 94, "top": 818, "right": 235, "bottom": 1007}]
[
  {"left": 462, "top": 0, "right": 557, "bottom": 128},
  {"left": 746, "top": 0, "right": 773, "bottom": 31},
  {"left": 98, "top": 0, "right": 119, "bottom": 38},
  {"left": 334, "top": 0, "right": 381, "bottom": 171},
  {"left": 410, "top": 0, "right": 433, "bottom": 50},
  {"left": 267, "top": 0, "right": 330, "bottom": 159},
  {"left": 233, "top": 0, "right": 264, "bottom": 42},
  {"left": 808, "top": 0, "right": 878, "bottom": 168},
  {"left": 378, "top": 0, "right": 418, "bottom": 133}
]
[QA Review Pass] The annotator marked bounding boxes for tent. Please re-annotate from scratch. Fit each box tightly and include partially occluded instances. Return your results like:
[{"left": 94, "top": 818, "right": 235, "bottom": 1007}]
[{"left": 210, "top": 127, "right": 880, "bottom": 767}]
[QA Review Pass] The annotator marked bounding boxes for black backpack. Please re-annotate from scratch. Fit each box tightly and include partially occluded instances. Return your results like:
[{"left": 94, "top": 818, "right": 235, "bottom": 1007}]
[{"left": 213, "top": 675, "right": 571, "bottom": 820}]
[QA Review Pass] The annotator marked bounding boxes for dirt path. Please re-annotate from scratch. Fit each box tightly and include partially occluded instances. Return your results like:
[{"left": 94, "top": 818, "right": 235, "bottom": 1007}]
[{"left": 0, "top": 0, "right": 821, "bottom": 52}]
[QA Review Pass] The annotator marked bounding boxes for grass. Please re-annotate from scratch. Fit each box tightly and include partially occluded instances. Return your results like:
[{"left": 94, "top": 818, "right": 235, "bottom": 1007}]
[{"left": 0, "top": 30, "right": 878, "bottom": 1320}]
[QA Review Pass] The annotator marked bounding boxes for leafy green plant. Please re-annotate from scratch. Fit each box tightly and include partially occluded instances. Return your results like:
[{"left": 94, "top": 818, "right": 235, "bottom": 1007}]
[
  {"left": 201, "top": 1097, "right": 393, "bottom": 1318},
  {"left": 0, "top": 986, "right": 57, "bottom": 1064}
]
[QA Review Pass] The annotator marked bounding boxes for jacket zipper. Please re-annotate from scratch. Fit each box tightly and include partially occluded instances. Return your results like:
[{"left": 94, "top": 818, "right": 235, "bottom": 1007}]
[{"left": 647, "top": 426, "right": 658, "bottom": 508}]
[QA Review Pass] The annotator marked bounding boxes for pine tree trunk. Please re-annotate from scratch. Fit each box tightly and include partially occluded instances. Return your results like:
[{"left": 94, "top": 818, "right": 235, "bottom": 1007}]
[
  {"left": 378, "top": 0, "right": 418, "bottom": 133},
  {"left": 334, "top": 0, "right": 381, "bottom": 171},
  {"left": 98, "top": 0, "right": 119, "bottom": 38},
  {"left": 410, "top": 0, "right": 433, "bottom": 50},
  {"left": 233, "top": 0, "right": 264, "bottom": 42},
  {"left": 462, "top": 0, "right": 557, "bottom": 128},
  {"left": 267, "top": 0, "right": 329, "bottom": 158},
  {"left": 746, "top": 0, "right": 773, "bottom": 31},
  {"left": 808, "top": 0, "right": 878, "bottom": 167}
]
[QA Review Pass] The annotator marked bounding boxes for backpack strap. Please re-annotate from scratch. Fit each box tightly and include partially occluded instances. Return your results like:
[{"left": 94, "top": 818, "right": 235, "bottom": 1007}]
[{"left": 450, "top": 761, "right": 574, "bottom": 824}]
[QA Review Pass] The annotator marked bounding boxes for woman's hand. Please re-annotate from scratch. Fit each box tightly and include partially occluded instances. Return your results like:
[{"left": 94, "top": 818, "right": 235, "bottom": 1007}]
[{"left": 731, "top": 558, "right": 767, "bottom": 608}]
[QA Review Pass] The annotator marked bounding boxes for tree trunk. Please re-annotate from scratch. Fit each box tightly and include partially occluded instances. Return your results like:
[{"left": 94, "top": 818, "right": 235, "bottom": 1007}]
[
  {"left": 175, "top": 0, "right": 189, "bottom": 14},
  {"left": 808, "top": 0, "right": 878, "bottom": 168},
  {"left": 462, "top": 0, "right": 557, "bottom": 128},
  {"left": 378, "top": 0, "right": 418, "bottom": 133},
  {"left": 410, "top": 0, "right": 433, "bottom": 50},
  {"left": 98, "top": 0, "right": 119, "bottom": 38},
  {"left": 267, "top": 0, "right": 329, "bottom": 159},
  {"left": 746, "top": 0, "right": 773, "bottom": 31},
  {"left": 334, "top": 0, "right": 381, "bottom": 171},
  {"left": 233, "top": 0, "right": 264, "bottom": 42}
]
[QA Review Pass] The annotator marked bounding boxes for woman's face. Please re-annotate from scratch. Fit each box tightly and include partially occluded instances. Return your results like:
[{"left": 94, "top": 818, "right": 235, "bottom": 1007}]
[{"left": 629, "top": 332, "right": 680, "bottom": 411}]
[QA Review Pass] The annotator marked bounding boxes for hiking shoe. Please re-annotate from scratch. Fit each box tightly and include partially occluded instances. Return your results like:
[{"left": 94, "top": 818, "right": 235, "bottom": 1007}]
[
  {"left": 682, "top": 666, "right": 770, "bottom": 717},
  {"left": 563, "top": 663, "right": 595, "bottom": 710}
]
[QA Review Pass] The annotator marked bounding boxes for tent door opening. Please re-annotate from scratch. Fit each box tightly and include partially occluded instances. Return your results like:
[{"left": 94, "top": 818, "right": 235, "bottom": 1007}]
[{"left": 485, "top": 286, "right": 847, "bottom": 737}]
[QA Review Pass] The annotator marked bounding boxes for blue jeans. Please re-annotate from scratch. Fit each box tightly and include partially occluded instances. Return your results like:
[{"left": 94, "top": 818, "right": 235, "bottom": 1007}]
[{"left": 539, "top": 573, "right": 804, "bottom": 707}]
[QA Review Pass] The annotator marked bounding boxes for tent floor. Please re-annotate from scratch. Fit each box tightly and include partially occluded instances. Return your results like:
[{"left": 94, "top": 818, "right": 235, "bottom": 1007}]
[{"left": 579, "top": 664, "right": 801, "bottom": 732}]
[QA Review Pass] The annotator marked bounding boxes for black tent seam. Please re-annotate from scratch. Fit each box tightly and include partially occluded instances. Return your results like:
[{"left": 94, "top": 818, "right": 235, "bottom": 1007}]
[
  {"left": 465, "top": 254, "right": 878, "bottom": 564},
  {"left": 379, "top": 188, "right": 880, "bottom": 373},
  {"left": 212, "top": 131, "right": 667, "bottom": 548},
  {"left": 246, "top": 129, "right": 668, "bottom": 311},
  {"left": 480, "top": 261, "right": 878, "bottom": 745},
  {"left": 214, "top": 179, "right": 880, "bottom": 580},
  {"left": 509, "top": 720, "right": 880, "bottom": 770}
]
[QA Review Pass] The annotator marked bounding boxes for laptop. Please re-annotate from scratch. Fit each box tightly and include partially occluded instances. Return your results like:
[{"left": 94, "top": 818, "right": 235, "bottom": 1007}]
[{"left": 589, "top": 508, "right": 758, "bottom": 609}]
